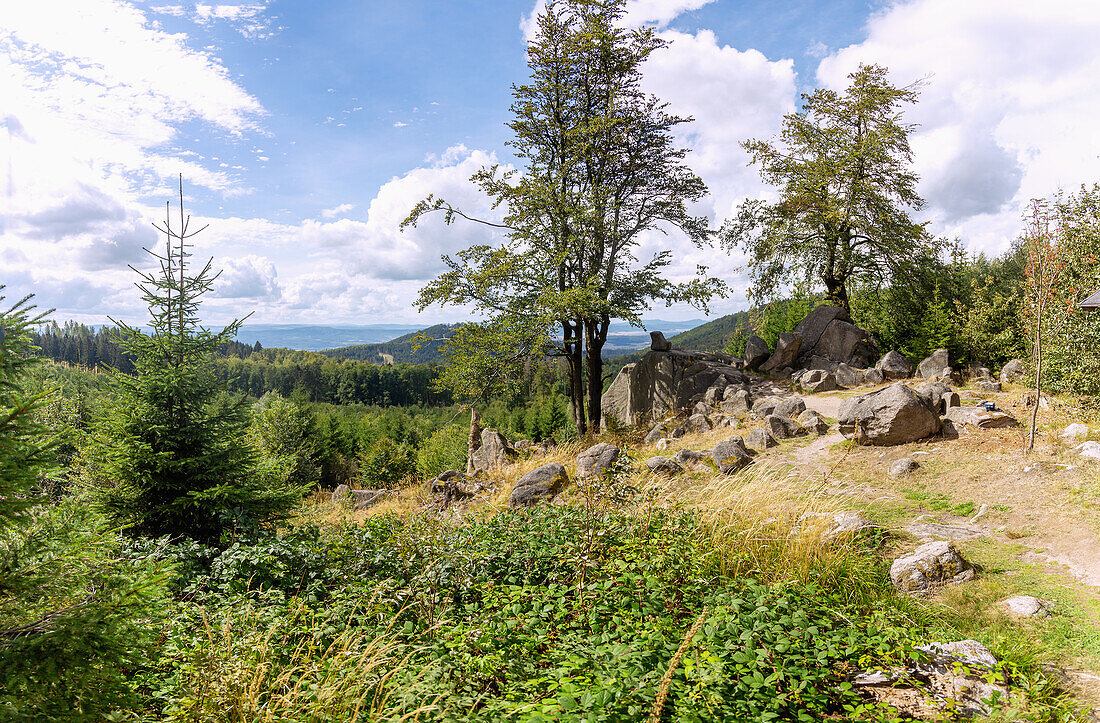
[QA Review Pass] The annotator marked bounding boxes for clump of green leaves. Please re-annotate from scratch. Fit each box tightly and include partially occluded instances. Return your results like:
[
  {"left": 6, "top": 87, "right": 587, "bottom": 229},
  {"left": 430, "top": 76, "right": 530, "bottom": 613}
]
[
  {"left": 358, "top": 435, "right": 416, "bottom": 487},
  {"left": 415, "top": 422, "right": 468, "bottom": 479}
]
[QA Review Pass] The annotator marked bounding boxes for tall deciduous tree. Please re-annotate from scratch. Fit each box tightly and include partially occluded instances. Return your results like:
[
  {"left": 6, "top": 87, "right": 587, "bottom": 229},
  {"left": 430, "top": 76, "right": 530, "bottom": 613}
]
[
  {"left": 724, "top": 64, "right": 936, "bottom": 311},
  {"left": 89, "top": 178, "right": 301, "bottom": 543},
  {"left": 404, "top": 0, "right": 721, "bottom": 434}
]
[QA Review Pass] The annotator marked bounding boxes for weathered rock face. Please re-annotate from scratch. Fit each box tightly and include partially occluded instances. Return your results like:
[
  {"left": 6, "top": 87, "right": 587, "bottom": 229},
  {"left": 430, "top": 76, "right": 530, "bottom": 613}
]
[
  {"left": 752, "top": 395, "right": 807, "bottom": 420},
  {"left": 796, "top": 409, "right": 829, "bottom": 435},
  {"left": 684, "top": 413, "right": 712, "bottom": 433},
  {"left": 864, "top": 368, "right": 885, "bottom": 385},
  {"left": 764, "top": 414, "right": 804, "bottom": 440},
  {"left": 712, "top": 436, "right": 753, "bottom": 474},
  {"left": 800, "top": 369, "right": 838, "bottom": 393},
  {"left": 944, "top": 406, "right": 1019, "bottom": 429},
  {"left": 833, "top": 363, "right": 865, "bottom": 388},
  {"left": 760, "top": 332, "right": 802, "bottom": 373},
  {"left": 650, "top": 330, "right": 671, "bottom": 351},
  {"left": 1000, "top": 358, "right": 1025, "bottom": 385},
  {"left": 470, "top": 429, "right": 515, "bottom": 473},
  {"left": 876, "top": 350, "right": 913, "bottom": 380},
  {"left": 601, "top": 350, "right": 748, "bottom": 429},
  {"left": 743, "top": 335, "right": 770, "bottom": 370},
  {"left": 645, "top": 455, "right": 683, "bottom": 475},
  {"left": 890, "top": 541, "right": 974, "bottom": 594},
  {"left": 576, "top": 443, "right": 621, "bottom": 479},
  {"left": 837, "top": 382, "right": 941, "bottom": 446},
  {"left": 719, "top": 389, "right": 752, "bottom": 415},
  {"left": 916, "top": 348, "right": 950, "bottom": 379},
  {"left": 889, "top": 458, "right": 920, "bottom": 478},
  {"left": 793, "top": 305, "right": 880, "bottom": 368},
  {"left": 510, "top": 462, "right": 569, "bottom": 508},
  {"left": 914, "top": 381, "right": 953, "bottom": 414},
  {"left": 745, "top": 427, "right": 777, "bottom": 452}
]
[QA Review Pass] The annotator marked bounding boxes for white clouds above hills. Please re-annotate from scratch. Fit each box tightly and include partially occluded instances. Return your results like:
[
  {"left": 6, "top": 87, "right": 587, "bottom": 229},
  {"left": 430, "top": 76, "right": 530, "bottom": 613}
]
[{"left": 816, "top": 0, "right": 1100, "bottom": 254}]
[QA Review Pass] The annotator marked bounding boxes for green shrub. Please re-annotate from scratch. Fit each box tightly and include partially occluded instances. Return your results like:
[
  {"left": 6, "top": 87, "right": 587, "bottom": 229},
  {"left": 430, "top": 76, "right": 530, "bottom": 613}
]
[
  {"left": 358, "top": 436, "right": 417, "bottom": 487},
  {"left": 415, "top": 423, "right": 468, "bottom": 479}
]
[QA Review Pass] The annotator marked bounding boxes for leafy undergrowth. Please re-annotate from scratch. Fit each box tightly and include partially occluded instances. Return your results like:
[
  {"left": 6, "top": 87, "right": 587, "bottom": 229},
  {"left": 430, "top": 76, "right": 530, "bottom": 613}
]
[{"left": 113, "top": 500, "right": 1077, "bottom": 722}]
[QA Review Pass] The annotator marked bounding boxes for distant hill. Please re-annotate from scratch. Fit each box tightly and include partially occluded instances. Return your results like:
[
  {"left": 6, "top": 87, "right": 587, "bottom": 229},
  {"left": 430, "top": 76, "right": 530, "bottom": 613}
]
[
  {"left": 666, "top": 311, "right": 750, "bottom": 352},
  {"left": 234, "top": 323, "right": 423, "bottom": 351},
  {"left": 320, "top": 324, "right": 461, "bottom": 364}
]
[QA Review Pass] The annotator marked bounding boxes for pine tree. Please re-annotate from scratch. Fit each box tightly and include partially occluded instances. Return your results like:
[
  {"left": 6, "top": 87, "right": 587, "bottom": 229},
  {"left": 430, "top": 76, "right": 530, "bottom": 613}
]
[
  {"left": 0, "top": 289, "right": 55, "bottom": 530},
  {"left": 90, "top": 177, "right": 300, "bottom": 543}
]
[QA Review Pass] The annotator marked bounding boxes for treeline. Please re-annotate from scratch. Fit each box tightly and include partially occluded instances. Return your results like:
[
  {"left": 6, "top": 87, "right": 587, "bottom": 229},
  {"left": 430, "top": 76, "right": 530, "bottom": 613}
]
[
  {"left": 31, "top": 321, "right": 453, "bottom": 407},
  {"left": 320, "top": 322, "right": 460, "bottom": 364}
]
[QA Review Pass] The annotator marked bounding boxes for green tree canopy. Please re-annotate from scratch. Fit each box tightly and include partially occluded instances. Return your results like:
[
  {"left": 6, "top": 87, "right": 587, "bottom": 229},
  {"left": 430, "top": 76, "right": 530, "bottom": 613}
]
[
  {"left": 724, "top": 63, "right": 937, "bottom": 311},
  {"left": 404, "top": 0, "right": 722, "bottom": 434}
]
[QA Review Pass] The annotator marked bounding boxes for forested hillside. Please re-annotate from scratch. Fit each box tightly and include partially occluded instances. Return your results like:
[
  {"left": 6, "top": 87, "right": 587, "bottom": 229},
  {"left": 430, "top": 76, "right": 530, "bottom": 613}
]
[{"left": 320, "top": 323, "right": 460, "bottom": 363}]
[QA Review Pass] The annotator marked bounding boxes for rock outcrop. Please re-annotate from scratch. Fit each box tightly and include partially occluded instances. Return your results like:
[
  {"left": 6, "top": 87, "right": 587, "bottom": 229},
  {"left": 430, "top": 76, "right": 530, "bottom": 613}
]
[
  {"left": 576, "top": 443, "right": 621, "bottom": 479},
  {"left": 1000, "top": 358, "right": 1025, "bottom": 385},
  {"left": 601, "top": 349, "right": 750, "bottom": 429},
  {"left": 510, "top": 463, "right": 569, "bottom": 508},
  {"left": 790, "top": 305, "right": 879, "bottom": 368},
  {"left": 890, "top": 541, "right": 974, "bottom": 594},
  {"left": 875, "top": 351, "right": 913, "bottom": 380},
  {"left": 837, "top": 382, "right": 941, "bottom": 446},
  {"left": 470, "top": 428, "right": 515, "bottom": 473},
  {"left": 916, "top": 349, "right": 950, "bottom": 379},
  {"left": 759, "top": 332, "right": 802, "bottom": 373},
  {"left": 743, "top": 335, "right": 770, "bottom": 370}
]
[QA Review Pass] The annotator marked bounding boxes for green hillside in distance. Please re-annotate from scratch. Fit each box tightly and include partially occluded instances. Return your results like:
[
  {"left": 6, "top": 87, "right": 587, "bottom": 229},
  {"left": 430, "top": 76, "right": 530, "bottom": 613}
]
[
  {"left": 665, "top": 311, "right": 749, "bottom": 352},
  {"left": 320, "top": 323, "right": 460, "bottom": 364}
]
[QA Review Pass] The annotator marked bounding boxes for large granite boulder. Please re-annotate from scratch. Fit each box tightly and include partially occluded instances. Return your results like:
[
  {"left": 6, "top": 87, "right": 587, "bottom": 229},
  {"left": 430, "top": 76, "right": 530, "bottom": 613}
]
[
  {"left": 833, "top": 363, "right": 865, "bottom": 388},
  {"left": 837, "top": 382, "right": 941, "bottom": 446},
  {"left": 745, "top": 427, "right": 777, "bottom": 452},
  {"left": 797, "top": 409, "right": 830, "bottom": 435},
  {"left": 510, "top": 463, "right": 569, "bottom": 508},
  {"left": 794, "top": 305, "right": 880, "bottom": 368},
  {"left": 576, "top": 442, "right": 621, "bottom": 478},
  {"left": 601, "top": 349, "right": 748, "bottom": 429},
  {"left": 914, "top": 381, "right": 953, "bottom": 415},
  {"left": 876, "top": 351, "right": 913, "bottom": 380},
  {"left": 712, "top": 436, "right": 753, "bottom": 474},
  {"left": 759, "top": 332, "right": 802, "bottom": 373},
  {"left": 650, "top": 330, "right": 671, "bottom": 351},
  {"left": 917, "top": 349, "right": 950, "bottom": 379},
  {"left": 743, "top": 335, "right": 770, "bottom": 370},
  {"left": 800, "top": 369, "right": 838, "bottom": 393},
  {"left": 1000, "top": 358, "right": 1026, "bottom": 385},
  {"left": 890, "top": 541, "right": 974, "bottom": 594},
  {"left": 470, "top": 428, "right": 515, "bottom": 473}
]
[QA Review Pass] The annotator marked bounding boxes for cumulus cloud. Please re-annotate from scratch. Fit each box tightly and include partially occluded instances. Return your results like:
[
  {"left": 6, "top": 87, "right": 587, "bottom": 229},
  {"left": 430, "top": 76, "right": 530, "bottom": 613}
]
[
  {"left": 321, "top": 203, "right": 354, "bottom": 219},
  {"left": 816, "top": 0, "right": 1100, "bottom": 253},
  {"left": 192, "top": 3, "right": 275, "bottom": 39},
  {"left": 76, "top": 217, "right": 158, "bottom": 270},
  {"left": 213, "top": 254, "right": 281, "bottom": 299},
  {"left": 521, "top": 0, "right": 719, "bottom": 41}
]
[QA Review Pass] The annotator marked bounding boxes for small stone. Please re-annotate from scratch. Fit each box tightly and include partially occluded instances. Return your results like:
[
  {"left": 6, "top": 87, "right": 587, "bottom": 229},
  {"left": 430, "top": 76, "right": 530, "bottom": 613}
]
[
  {"left": 998, "top": 595, "right": 1052, "bottom": 618},
  {"left": 1076, "top": 441, "right": 1100, "bottom": 460},
  {"left": 864, "top": 367, "right": 886, "bottom": 385},
  {"left": 888, "top": 458, "right": 920, "bottom": 477},
  {"left": 510, "top": 462, "right": 569, "bottom": 508},
  {"left": 684, "top": 413, "right": 713, "bottom": 433},
  {"left": 796, "top": 409, "right": 829, "bottom": 435},
  {"left": 890, "top": 540, "right": 975, "bottom": 594},
  {"left": 1000, "top": 358, "right": 1026, "bottom": 385},
  {"left": 704, "top": 385, "right": 726, "bottom": 406},
  {"left": 576, "top": 443, "right": 621, "bottom": 478},
  {"left": 977, "top": 380, "right": 1002, "bottom": 393},
  {"left": 644, "top": 423, "right": 668, "bottom": 445},
  {"left": 764, "top": 414, "right": 804, "bottom": 440}
]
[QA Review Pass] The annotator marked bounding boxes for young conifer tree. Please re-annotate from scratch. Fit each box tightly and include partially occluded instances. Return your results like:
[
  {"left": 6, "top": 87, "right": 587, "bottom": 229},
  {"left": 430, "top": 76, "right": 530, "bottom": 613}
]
[{"left": 91, "top": 177, "right": 300, "bottom": 543}]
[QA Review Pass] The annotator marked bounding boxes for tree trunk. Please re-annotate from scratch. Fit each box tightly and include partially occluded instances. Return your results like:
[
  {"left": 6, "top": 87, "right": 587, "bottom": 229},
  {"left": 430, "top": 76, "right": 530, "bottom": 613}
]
[
  {"left": 563, "top": 319, "right": 586, "bottom": 437},
  {"left": 583, "top": 315, "right": 609, "bottom": 435},
  {"left": 823, "top": 275, "right": 850, "bottom": 312},
  {"left": 466, "top": 407, "right": 481, "bottom": 475},
  {"left": 1027, "top": 304, "right": 1042, "bottom": 453}
]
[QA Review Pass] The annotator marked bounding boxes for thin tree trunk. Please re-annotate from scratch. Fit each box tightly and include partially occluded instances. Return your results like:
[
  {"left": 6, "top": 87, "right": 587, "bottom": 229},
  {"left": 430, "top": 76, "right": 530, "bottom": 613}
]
[
  {"left": 1027, "top": 305, "right": 1042, "bottom": 452},
  {"left": 563, "top": 320, "right": 586, "bottom": 437},
  {"left": 466, "top": 407, "right": 481, "bottom": 475},
  {"left": 584, "top": 316, "right": 609, "bottom": 435}
]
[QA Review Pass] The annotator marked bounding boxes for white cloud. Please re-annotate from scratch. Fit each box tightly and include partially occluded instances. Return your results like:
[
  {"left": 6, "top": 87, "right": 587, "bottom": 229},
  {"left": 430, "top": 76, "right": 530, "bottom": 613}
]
[
  {"left": 521, "top": 0, "right": 719, "bottom": 41},
  {"left": 816, "top": 0, "right": 1100, "bottom": 254},
  {"left": 193, "top": 3, "right": 275, "bottom": 39},
  {"left": 213, "top": 254, "right": 280, "bottom": 299},
  {"left": 321, "top": 203, "right": 354, "bottom": 219}
]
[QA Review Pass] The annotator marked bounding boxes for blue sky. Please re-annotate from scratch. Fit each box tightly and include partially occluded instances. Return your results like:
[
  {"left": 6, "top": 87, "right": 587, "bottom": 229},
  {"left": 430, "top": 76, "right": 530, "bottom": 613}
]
[{"left": 3, "top": 0, "right": 1100, "bottom": 326}]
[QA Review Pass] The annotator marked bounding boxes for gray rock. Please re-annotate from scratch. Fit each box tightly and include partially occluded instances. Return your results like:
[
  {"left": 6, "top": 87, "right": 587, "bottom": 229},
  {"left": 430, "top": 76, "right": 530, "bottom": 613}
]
[
  {"left": 712, "top": 436, "right": 754, "bottom": 474},
  {"left": 864, "top": 367, "right": 885, "bottom": 385},
  {"left": 977, "top": 380, "right": 1002, "bottom": 393},
  {"left": 800, "top": 369, "right": 838, "bottom": 393},
  {"left": 655, "top": 438, "right": 672, "bottom": 451},
  {"left": 914, "top": 381, "right": 953, "bottom": 414},
  {"left": 673, "top": 448, "right": 710, "bottom": 466},
  {"left": 759, "top": 332, "right": 802, "bottom": 373},
  {"left": 745, "top": 427, "right": 777, "bottom": 452},
  {"left": 793, "top": 305, "right": 849, "bottom": 351},
  {"left": 510, "top": 462, "right": 569, "bottom": 508},
  {"left": 743, "top": 335, "right": 770, "bottom": 370},
  {"left": 917, "top": 348, "right": 950, "bottom": 379},
  {"left": 719, "top": 389, "right": 751, "bottom": 415},
  {"left": 331, "top": 484, "right": 350, "bottom": 503},
  {"left": 684, "top": 413, "right": 712, "bottom": 433},
  {"left": 1000, "top": 358, "right": 1026, "bottom": 385},
  {"left": 650, "top": 330, "right": 671, "bottom": 351},
  {"left": 890, "top": 541, "right": 975, "bottom": 594},
  {"left": 692, "top": 401, "right": 709, "bottom": 416},
  {"left": 917, "top": 640, "right": 997, "bottom": 669},
  {"left": 576, "top": 442, "right": 621, "bottom": 479},
  {"left": 600, "top": 349, "right": 748, "bottom": 428},
  {"left": 1076, "top": 441, "right": 1100, "bottom": 459},
  {"left": 644, "top": 423, "right": 668, "bottom": 445},
  {"left": 944, "top": 406, "right": 1019, "bottom": 429},
  {"left": 998, "top": 595, "right": 1052, "bottom": 618},
  {"left": 968, "top": 364, "right": 993, "bottom": 381},
  {"left": 833, "top": 363, "right": 865, "bottom": 388},
  {"left": 703, "top": 385, "right": 726, "bottom": 406},
  {"left": 646, "top": 455, "right": 683, "bottom": 475},
  {"left": 764, "top": 414, "right": 804, "bottom": 440},
  {"left": 670, "top": 427, "right": 685, "bottom": 439},
  {"left": 942, "top": 391, "right": 960, "bottom": 410},
  {"left": 514, "top": 439, "right": 534, "bottom": 451},
  {"left": 814, "top": 318, "right": 880, "bottom": 368},
  {"left": 775, "top": 397, "right": 807, "bottom": 418},
  {"left": 1062, "top": 423, "right": 1090, "bottom": 441},
  {"left": 805, "top": 355, "right": 840, "bottom": 372},
  {"left": 838, "top": 382, "right": 941, "bottom": 446},
  {"left": 334, "top": 486, "right": 393, "bottom": 511},
  {"left": 889, "top": 458, "right": 920, "bottom": 477},
  {"left": 470, "top": 428, "right": 515, "bottom": 473},
  {"left": 799, "top": 510, "right": 874, "bottom": 537},
  {"left": 875, "top": 351, "right": 912, "bottom": 380},
  {"left": 796, "top": 409, "right": 829, "bottom": 435}
]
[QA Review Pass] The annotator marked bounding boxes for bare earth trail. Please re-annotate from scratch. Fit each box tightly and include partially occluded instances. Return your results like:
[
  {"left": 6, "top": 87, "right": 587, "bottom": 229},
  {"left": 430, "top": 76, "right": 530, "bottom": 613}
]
[{"left": 780, "top": 390, "right": 1100, "bottom": 588}]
